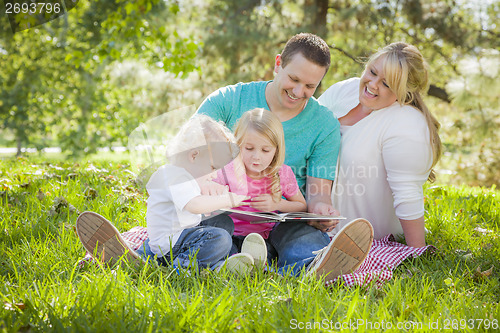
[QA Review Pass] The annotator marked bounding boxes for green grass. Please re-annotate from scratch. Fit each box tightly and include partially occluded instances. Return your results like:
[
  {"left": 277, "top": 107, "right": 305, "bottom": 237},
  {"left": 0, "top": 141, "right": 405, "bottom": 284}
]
[{"left": 1, "top": 157, "right": 499, "bottom": 332}]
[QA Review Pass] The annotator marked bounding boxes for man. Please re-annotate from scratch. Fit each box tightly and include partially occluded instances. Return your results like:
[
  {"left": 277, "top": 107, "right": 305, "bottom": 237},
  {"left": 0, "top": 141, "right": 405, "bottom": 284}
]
[{"left": 196, "top": 33, "right": 372, "bottom": 279}]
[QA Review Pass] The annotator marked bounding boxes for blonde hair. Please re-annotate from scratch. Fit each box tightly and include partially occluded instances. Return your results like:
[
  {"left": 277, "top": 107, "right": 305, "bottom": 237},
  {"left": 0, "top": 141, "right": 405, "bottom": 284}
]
[
  {"left": 167, "top": 114, "right": 236, "bottom": 158},
  {"left": 234, "top": 108, "right": 286, "bottom": 202},
  {"left": 367, "top": 42, "right": 442, "bottom": 182}
]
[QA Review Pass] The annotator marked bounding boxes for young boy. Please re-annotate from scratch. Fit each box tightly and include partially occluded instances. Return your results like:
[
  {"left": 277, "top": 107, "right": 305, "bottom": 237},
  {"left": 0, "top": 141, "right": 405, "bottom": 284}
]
[{"left": 76, "top": 115, "right": 259, "bottom": 273}]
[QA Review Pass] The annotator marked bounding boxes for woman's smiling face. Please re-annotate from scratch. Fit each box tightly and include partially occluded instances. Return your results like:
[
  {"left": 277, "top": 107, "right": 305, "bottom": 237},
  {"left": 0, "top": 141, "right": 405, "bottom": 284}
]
[{"left": 358, "top": 56, "right": 398, "bottom": 111}]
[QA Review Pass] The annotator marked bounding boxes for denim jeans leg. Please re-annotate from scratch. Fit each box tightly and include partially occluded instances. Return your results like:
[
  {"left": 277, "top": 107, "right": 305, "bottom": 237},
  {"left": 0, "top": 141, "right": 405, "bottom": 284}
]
[
  {"left": 135, "top": 238, "right": 160, "bottom": 264},
  {"left": 200, "top": 213, "right": 235, "bottom": 236},
  {"left": 201, "top": 213, "right": 240, "bottom": 254},
  {"left": 269, "top": 222, "right": 330, "bottom": 276},
  {"left": 169, "top": 225, "right": 232, "bottom": 270}
]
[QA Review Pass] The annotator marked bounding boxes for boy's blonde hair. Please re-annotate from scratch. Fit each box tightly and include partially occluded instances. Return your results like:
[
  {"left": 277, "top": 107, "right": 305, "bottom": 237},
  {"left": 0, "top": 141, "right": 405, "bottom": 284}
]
[
  {"left": 366, "top": 42, "right": 442, "bottom": 182},
  {"left": 167, "top": 114, "right": 237, "bottom": 159},
  {"left": 234, "top": 108, "right": 285, "bottom": 202}
]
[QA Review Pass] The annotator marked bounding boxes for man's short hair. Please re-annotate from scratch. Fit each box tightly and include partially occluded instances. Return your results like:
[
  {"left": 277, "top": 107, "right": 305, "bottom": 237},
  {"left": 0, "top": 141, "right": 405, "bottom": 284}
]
[{"left": 280, "top": 33, "right": 331, "bottom": 71}]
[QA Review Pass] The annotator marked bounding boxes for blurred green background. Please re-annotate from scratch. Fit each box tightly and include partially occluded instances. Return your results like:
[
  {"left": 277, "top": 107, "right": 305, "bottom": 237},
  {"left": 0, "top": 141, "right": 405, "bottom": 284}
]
[{"left": 1, "top": 0, "right": 498, "bottom": 186}]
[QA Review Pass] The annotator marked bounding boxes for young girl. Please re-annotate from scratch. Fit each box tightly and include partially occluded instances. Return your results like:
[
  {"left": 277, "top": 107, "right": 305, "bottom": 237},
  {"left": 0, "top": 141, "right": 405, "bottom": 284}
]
[{"left": 212, "top": 108, "right": 307, "bottom": 263}]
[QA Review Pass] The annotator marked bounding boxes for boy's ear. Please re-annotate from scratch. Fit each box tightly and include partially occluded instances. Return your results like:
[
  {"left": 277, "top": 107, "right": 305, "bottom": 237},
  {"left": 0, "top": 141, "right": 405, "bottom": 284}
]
[{"left": 189, "top": 149, "right": 200, "bottom": 163}]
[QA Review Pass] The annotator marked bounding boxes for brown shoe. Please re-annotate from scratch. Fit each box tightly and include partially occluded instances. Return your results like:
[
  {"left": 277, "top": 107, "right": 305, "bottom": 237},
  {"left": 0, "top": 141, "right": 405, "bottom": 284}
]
[
  {"left": 76, "top": 211, "right": 142, "bottom": 266},
  {"left": 307, "top": 218, "right": 373, "bottom": 281}
]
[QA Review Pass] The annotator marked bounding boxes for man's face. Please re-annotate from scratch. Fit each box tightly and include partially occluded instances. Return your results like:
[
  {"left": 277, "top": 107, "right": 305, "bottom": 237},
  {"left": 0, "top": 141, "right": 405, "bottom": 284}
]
[{"left": 271, "top": 52, "right": 327, "bottom": 114}]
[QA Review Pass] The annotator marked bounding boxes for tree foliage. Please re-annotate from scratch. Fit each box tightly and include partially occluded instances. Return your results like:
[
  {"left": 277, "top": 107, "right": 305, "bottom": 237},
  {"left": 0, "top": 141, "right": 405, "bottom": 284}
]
[
  {"left": 189, "top": 0, "right": 499, "bottom": 186},
  {"left": 0, "top": 0, "right": 498, "bottom": 185},
  {"left": 0, "top": 0, "right": 199, "bottom": 156},
  {"left": 443, "top": 50, "right": 500, "bottom": 186}
]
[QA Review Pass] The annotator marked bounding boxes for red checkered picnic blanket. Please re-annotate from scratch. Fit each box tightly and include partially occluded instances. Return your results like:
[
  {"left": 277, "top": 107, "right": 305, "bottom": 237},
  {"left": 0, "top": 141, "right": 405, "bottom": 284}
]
[
  {"left": 79, "top": 227, "right": 434, "bottom": 288},
  {"left": 325, "top": 234, "right": 434, "bottom": 288}
]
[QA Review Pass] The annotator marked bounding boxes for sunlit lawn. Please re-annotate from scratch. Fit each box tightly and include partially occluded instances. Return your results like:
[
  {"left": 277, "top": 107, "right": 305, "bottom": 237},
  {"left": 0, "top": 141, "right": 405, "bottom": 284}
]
[{"left": 1, "top": 157, "right": 499, "bottom": 332}]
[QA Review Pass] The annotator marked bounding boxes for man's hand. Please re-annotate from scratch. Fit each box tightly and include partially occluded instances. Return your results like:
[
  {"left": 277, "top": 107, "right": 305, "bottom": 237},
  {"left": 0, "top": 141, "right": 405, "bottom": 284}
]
[
  {"left": 307, "top": 202, "right": 340, "bottom": 233},
  {"left": 198, "top": 179, "right": 229, "bottom": 196},
  {"left": 249, "top": 194, "right": 280, "bottom": 212},
  {"left": 310, "top": 201, "right": 335, "bottom": 215},
  {"left": 305, "top": 176, "right": 338, "bottom": 232}
]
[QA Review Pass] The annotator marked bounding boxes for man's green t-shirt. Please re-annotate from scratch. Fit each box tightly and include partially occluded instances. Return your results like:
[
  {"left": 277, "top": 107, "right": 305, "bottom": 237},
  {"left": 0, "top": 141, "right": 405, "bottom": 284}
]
[{"left": 196, "top": 81, "right": 340, "bottom": 195}]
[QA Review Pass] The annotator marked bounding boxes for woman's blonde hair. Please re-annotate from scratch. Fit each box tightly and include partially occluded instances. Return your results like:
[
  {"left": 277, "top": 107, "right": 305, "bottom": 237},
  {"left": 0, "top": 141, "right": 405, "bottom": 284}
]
[
  {"left": 234, "top": 108, "right": 286, "bottom": 202},
  {"left": 367, "top": 42, "right": 442, "bottom": 182}
]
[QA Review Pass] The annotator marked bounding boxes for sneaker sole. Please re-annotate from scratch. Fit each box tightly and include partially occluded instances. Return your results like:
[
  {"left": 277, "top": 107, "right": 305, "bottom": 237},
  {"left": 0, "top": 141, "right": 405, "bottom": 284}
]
[
  {"left": 224, "top": 253, "right": 254, "bottom": 275},
  {"left": 312, "top": 218, "right": 373, "bottom": 281},
  {"left": 76, "top": 211, "right": 141, "bottom": 266},
  {"left": 241, "top": 233, "right": 267, "bottom": 270}
]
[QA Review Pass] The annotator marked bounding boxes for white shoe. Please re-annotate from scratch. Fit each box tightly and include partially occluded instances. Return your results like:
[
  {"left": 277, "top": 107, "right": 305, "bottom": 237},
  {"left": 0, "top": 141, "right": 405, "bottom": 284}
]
[
  {"left": 222, "top": 253, "right": 254, "bottom": 275},
  {"left": 241, "top": 233, "right": 267, "bottom": 270},
  {"left": 306, "top": 218, "right": 373, "bottom": 281},
  {"left": 76, "top": 211, "right": 142, "bottom": 266}
]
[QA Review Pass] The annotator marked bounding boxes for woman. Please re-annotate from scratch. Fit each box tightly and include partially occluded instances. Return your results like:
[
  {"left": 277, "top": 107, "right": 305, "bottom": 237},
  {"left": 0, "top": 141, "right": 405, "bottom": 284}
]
[{"left": 319, "top": 42, "right": 442, "bottom": 247}]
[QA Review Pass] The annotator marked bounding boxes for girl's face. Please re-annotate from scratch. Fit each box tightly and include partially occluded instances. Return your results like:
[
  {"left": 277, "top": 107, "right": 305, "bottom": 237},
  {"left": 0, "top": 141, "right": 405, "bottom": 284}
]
[{"left": 240, "top": 129, "right": 277, "bottom": 178}]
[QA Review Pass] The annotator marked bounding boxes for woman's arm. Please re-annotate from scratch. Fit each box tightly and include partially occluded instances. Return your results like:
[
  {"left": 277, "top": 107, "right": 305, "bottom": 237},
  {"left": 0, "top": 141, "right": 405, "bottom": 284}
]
[
  {"left": 400, "top": 216, "right": 426, "bottom": 247},
  {"left": 383, "top": 108, "right": 433, "bottom": 247}
]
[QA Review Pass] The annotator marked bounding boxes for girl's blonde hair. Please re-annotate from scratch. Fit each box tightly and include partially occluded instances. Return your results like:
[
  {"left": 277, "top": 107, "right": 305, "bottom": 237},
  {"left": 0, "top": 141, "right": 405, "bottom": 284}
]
[
  {"left": 234, "top": 108, "right": 285, "bottom": 202},
  {"left": 367, "top": 42, "right": 442, "bottom": 182},
  {"left": 167, "top": 114, "right": 236, "bottom": 158}
]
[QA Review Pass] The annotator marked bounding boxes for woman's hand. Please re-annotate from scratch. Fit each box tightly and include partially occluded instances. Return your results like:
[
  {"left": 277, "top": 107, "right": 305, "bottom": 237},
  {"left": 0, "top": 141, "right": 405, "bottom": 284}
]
[{"left": 249, "top": 194, "right": 281, "bottom": 212}]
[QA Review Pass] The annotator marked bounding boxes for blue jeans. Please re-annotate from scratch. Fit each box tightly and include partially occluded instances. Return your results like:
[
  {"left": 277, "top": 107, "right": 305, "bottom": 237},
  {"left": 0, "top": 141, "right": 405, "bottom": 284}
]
[
  {"left": 268, "top": 221, "right": 331, "bottom": 276},
  {"left": 137, "top": 215, "right": 232, "bottom": 270}
]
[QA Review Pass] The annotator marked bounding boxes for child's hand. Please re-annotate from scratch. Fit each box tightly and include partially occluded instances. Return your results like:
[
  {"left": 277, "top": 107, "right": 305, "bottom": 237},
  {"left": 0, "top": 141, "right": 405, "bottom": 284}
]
[
  {"left": 198, "top": 179, "right": 229, "bottom": 196},
  {"left": 249, "top": 194, "right": 280, "bottom": 212},
  {"left": 227, "top": 193, "right": 249, "bottom": 207}
]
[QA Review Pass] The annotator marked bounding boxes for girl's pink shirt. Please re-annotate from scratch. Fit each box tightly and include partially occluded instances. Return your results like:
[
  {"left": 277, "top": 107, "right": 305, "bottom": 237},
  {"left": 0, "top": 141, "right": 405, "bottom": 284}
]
[{"left": 214, "top": 159, "right": 300, "bottom": 239}]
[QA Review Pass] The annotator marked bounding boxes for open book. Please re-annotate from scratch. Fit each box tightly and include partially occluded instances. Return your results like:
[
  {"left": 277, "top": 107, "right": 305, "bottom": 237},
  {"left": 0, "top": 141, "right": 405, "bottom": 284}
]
[{"left": 220, "top": 208, "right": 346, "bottom": 224}]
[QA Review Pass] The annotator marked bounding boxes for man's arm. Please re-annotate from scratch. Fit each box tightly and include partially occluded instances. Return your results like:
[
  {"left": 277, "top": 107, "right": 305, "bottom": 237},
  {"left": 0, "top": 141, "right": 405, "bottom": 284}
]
[{"left": 305, "top": 176, "right": 339, "bottom": 232}]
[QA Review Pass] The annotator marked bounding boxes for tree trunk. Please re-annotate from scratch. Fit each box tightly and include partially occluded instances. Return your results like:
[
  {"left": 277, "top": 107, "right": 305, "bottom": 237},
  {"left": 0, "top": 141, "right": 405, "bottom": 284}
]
[
  {"left": 428, "top": 84, "right": 451, "bottom": 103},
  {"left": 304, "top": 0, "right": 329, "bottom": 38},
  {"left": 16, "top": 132, "right": 22, "bottom": 157}
]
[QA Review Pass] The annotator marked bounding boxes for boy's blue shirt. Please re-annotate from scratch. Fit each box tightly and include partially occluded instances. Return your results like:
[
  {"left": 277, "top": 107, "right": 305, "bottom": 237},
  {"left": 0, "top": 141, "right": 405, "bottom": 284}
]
[{"left": 196, "top": 81, "right": 341, "bottom": 195}]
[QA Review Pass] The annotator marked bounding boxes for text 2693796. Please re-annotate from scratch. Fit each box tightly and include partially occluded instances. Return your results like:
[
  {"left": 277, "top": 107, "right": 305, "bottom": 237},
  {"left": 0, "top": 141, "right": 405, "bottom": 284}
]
[{"left": 5, "top": 2, "right": 62, "bottom": 14}]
